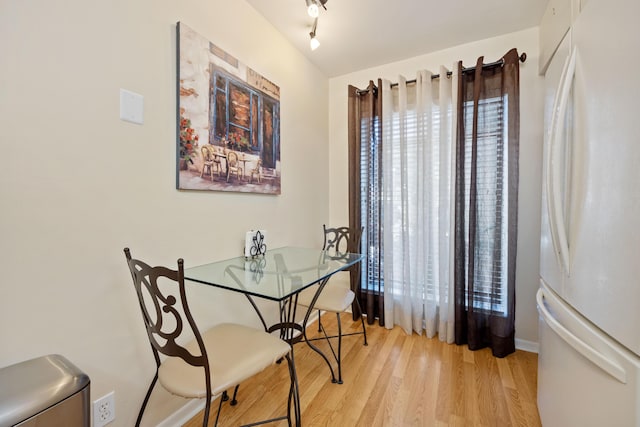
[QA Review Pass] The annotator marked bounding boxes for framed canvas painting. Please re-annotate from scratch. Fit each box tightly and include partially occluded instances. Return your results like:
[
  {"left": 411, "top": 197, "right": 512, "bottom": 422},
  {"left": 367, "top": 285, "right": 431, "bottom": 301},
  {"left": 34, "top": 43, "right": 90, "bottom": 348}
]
[{"left": 176, "top": 22, "right": 281, "bottom": 194}]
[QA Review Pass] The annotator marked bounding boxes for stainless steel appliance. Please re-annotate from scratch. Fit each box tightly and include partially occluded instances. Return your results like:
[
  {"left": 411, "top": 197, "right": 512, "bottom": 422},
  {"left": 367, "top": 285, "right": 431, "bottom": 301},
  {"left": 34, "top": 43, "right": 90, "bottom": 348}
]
[
  {"left": 0, "top": 354, "right": 90, "bottom": 427},
  {"left": 537, "top": 0, "right": 640, "bottom": 425}
]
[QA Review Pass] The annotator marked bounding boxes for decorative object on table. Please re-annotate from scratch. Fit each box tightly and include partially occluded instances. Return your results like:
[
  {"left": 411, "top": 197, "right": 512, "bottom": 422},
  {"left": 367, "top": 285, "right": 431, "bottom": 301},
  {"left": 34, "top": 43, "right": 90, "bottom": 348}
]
[
  {"left": 244, "top": 229, "right": 267, "bottom": 258},
  {"left": 176, "top": 22, "right": 281, "bottom": 194}
]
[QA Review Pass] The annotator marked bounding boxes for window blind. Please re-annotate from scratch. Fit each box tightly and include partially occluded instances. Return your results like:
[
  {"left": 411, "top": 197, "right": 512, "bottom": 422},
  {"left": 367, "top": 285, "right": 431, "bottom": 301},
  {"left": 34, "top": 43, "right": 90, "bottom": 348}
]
[
  {"left": 461, "top": 96, "right": 509, "bottom": 314},
  {"left": 360, "top": 116, "right": 383, "bottom": 292}
]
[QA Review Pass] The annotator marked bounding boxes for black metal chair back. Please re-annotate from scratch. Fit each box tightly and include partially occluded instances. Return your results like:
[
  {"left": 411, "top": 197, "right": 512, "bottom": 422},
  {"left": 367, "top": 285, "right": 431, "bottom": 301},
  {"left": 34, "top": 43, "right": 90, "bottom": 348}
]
[
  {"left": 322, "top": 225, "right": 362, "bottom": 258},
  {"left": 124, "top": 248, "right": 213, "bottom": 426}
]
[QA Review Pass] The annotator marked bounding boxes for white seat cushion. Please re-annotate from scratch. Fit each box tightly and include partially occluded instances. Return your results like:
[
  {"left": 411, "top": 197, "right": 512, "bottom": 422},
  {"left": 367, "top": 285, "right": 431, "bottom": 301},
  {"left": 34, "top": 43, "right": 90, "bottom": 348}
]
[
  {"left": 298, "top": 284, "right": 355, "bottom": 313},
  {"left": 158, "top": 323, "right": 291, "bottom": 398}
]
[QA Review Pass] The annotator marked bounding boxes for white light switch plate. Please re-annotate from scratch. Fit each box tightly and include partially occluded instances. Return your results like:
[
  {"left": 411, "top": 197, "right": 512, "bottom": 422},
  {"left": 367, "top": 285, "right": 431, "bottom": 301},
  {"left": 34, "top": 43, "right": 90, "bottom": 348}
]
[{"left": 119, "top": 89, "right": 144, "bottom": 125}]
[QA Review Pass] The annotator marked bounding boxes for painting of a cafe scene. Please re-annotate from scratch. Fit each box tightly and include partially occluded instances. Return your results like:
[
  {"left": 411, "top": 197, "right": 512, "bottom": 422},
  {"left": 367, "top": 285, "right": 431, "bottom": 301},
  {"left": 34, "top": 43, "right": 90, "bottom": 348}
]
[{"left": 176, "top": 22, "right": 281, "bottom": 194}]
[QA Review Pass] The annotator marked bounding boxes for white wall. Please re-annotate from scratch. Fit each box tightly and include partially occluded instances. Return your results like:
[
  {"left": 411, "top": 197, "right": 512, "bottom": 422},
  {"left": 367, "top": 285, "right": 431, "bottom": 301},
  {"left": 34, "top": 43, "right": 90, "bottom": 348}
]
[
  {"left": 0, "top": 0, "right": 329, "bottom": 425},
  {"left": 327, "top": 28, "right": 543, "bottom": 346}
]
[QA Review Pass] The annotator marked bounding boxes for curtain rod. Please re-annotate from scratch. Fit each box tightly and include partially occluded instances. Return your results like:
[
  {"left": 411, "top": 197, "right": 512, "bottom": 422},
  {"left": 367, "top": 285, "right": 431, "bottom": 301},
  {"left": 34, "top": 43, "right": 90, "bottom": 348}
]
[{"left": 357, "top": 52, "right": 526, "bottom": 94}]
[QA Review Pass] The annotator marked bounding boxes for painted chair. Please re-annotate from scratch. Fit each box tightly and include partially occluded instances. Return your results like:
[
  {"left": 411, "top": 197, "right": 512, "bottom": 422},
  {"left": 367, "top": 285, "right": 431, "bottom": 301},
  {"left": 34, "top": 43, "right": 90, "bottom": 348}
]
[
  {"left": 226, "top": 151, "right": 243, "bottom": 182},
  {"left": 200, "top": 145, "right": 221, "bottom": 181},
  {"left": 249, "top": 159, "right": 262, "bottom": 183}
]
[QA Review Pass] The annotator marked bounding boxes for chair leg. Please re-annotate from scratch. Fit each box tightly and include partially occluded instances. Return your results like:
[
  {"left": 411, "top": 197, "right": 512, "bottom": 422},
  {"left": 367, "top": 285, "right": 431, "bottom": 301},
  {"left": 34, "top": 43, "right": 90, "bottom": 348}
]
[
  {"left": 354, "top": 296, "right": 368, "bottom": 346},
  {"left": 214, "top": 393, "right": 225, "bottom": 427},
  {"left": 317, "top": 309, "right": 322, "bottom": 332},
  {"left": 135, "top": 373, "right": 159, "bottom": 427},
  {"left": 202, "top": 390, "right": 212, "bottom": 427},
  {"left": 336, "top": 312, "right": 343, "bottom": 384},
  {"left": 230, "top": 384, "right": 240, "bottom": 405}
]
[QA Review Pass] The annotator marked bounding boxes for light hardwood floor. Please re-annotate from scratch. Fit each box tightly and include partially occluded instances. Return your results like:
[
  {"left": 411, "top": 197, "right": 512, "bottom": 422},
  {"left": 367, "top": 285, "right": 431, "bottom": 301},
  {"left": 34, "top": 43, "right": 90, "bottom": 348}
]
[{"left": 184, "top": 312, "right": 541, "bottom": 427}]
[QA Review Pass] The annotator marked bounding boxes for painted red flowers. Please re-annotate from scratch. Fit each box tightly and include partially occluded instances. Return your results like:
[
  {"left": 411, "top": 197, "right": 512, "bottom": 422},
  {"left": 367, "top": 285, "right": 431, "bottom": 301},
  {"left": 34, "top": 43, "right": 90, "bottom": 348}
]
[{"left": 179, "top": 116, "right": 199, "bottom": 164}]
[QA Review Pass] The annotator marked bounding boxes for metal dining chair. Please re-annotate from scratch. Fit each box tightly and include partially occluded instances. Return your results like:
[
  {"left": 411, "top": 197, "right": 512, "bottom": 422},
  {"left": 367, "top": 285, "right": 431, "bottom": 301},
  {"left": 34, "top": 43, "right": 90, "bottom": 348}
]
[
  {"left": 123, "top": 248, "right": 299, "bottom": 427},
  {"left": 296, "top": 225, "right": 368, "bottom": 384}
]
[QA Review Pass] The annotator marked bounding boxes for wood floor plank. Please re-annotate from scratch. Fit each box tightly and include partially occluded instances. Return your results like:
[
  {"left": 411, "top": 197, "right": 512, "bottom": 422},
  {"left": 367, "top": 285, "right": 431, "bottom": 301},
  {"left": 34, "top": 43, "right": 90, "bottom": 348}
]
[
  {"left": 496, "top": 356, "right": 516, "bottom": 389},
  {"left": 401, "top": 336, "right": 435, "bottom": 426},
  {"left": 182, "top": 313, "right": 541, "bottom": 427}
]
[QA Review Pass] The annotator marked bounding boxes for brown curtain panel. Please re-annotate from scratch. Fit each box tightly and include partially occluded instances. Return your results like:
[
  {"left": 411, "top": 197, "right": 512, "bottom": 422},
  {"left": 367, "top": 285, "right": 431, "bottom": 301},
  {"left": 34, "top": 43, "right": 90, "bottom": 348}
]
[
  {"left": 347, "top": 80, "right": 384, "bottom": 326},
  {"left": 454, "top": 48, "right": 520, "bottom": 358}
]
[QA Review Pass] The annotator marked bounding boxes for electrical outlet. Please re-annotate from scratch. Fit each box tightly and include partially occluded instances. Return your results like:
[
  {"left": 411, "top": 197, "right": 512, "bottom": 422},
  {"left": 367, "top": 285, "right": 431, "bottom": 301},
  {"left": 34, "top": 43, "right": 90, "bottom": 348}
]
[{"left": 93, "top": 391, "right": 115, "bottom": 427}]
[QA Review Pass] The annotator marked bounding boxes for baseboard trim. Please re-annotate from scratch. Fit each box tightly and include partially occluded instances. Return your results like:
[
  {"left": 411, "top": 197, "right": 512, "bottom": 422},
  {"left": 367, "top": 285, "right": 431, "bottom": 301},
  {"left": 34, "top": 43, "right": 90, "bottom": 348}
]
[
  {"left": 515, "top": 338, "right": 539, "bottom": 353},
  {"left": 156, "top": 399, "right": 206, "bottom": 427}
]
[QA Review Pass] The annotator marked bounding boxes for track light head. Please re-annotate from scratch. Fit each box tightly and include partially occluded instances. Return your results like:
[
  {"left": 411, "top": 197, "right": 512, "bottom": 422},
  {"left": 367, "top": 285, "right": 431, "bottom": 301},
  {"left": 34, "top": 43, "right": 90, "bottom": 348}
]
[
  {"left": 310, "top": 34, "right": 320, "bottom": 50},
  {"left": 306, "top": 0, "right": 328, "bottom": 18},
  {"left": 309, "top": 17, "right": 320, "bottom": 50},
  {"left": 306, "top": 0, "right": 319, "bottom": 17}
]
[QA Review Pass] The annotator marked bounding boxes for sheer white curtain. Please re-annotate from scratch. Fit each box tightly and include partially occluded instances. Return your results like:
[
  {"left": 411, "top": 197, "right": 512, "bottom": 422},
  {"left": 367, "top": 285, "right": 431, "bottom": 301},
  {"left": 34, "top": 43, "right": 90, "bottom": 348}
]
[{"left": 381, "top": 67, "right": 457, "bottom": 342}]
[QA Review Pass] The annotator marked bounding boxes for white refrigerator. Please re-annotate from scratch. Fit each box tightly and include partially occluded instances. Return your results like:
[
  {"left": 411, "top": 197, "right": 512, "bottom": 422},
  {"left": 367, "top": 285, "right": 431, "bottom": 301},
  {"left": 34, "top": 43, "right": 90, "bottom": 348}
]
[{"left": 537, "top": 0, "right": 640, "bottom": 426}]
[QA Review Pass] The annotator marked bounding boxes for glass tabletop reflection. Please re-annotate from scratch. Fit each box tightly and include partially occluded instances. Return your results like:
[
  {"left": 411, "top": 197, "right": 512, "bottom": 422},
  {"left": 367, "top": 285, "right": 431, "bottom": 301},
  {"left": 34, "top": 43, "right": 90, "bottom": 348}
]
[{"left": 184, "top": 246, "right": 363, "bottom": 301}]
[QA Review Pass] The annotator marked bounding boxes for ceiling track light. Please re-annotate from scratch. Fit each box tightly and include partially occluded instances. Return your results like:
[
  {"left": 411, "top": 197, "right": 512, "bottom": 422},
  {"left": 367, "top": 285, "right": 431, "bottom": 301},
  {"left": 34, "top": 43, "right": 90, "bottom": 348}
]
[
  {"left": 306, "top": 0, "right": 326, "bottom": 51},
  {"left": 305, "top": 0, "right": 328, "bottom": 18},
  {"left": 309, "top": 17, "right": 320, "bottom": 50}
]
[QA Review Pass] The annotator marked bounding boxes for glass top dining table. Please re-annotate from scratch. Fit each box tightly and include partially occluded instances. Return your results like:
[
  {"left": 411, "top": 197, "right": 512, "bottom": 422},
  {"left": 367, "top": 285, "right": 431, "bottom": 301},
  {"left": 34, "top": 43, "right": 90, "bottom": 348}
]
[
  {"left": 184, "top": 246, "right": 364, "bottom": 302},
  {"left": 184, "top": 246, "right": 363, "bottom": 425}
]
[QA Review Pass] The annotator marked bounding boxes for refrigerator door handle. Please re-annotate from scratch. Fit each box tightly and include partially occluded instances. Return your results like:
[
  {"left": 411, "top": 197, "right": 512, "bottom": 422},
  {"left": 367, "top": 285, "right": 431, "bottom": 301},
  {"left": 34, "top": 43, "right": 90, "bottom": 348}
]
[
  {"left": 537, "top": 288, "right": 627, "bottom": 384},
  {"left": 545, "top": 48, "right": 568, "bottom": 272},
  {"left": 547, "top": 47, "right": 576, "bottom": 275}
]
